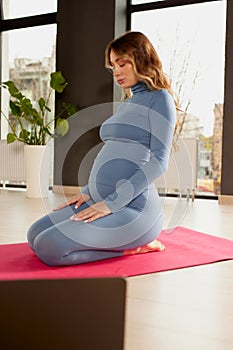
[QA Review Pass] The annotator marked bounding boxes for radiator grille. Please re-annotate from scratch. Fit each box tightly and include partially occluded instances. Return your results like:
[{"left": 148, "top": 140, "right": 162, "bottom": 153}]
[{"left": 0, "top": 140, "right": 25, "bottom": 182}]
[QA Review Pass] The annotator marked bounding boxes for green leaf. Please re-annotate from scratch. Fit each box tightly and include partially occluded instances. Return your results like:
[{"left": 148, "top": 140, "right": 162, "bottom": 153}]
[
  {"left": 7, "top": 133, "right": 17, "bottom": 144},
  {"left": 62, "top": 102, "right": 78, "bottom": 116},
  {"left": 38, "top": 98, "right": 46, "bottom": 113},
  {"left": 20, "top": 97, "right": 34, "bottom": 113},
  {"left": 19, "top": 129, "right": 30, "bottom": 141},
  {"left": 23, "top": 113, "right": 37, "bottom": 124},
  {"left": 19, "top": 98, "right": 40, "bottom": 123},
  {"left": 2, "top": 81, "right": 24, "bottom": 100},
  {"left": 38, "top": 98, "right": 51, "bottom": 113},
  {"left": 50, "top": 71, "right": 68, "bottom": 93},
  {"left": 55, "top": 118, "right": 69, "bottom": 136},
  {"left": 9, "top": 100, "right": 21, "bottom": 116},
  {"left": 36, "top": 117, "right": 44, "bottom": 126}
]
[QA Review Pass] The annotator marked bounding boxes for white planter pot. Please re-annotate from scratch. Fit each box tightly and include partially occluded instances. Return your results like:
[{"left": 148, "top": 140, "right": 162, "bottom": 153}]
[{"left": 24, "top": 144, "right": 51, "bottom": 198}]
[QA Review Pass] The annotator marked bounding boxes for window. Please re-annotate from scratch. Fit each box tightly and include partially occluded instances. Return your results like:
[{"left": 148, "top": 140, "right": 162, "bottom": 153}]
[
  {"left": 2, "top": 0, "right": 57, "bottom": 19},
  {"left": 1, "top": 0, "right": 57, "bottom": 139},
  {"left": 130, "top": 0, "right": 226, "bottom": 195},
  {"left": 0, "top": 0, "right": 57, "bottom": 186}
]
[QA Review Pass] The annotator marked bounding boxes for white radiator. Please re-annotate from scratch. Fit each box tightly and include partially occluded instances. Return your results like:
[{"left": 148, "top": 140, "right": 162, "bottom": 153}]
[
  {"left": 0, "top": 140, "right": 25, "bottom": 182},
  {"left": 155, "top": 138, "right": 198, "bottom": 193}
]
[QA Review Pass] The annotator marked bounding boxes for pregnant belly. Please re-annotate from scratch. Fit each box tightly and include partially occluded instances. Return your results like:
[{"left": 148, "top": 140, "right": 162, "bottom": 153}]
[
  {"left": 88, "top": 141, "right": 150, "bottom": 202},
  {"left": 88, "top": 158, "right": 139, "bottom": 201}
]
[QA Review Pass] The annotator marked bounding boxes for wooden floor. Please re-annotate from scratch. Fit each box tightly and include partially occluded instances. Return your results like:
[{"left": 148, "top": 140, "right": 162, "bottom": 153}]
[{"left": 1, "top": 188, "right": 233, "bottom": 350}]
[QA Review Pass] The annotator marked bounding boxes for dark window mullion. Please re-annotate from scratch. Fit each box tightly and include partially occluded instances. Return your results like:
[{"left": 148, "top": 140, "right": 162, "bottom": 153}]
[
  {"left": 127, "top": 0, "right": 132, "bottom": 30},
  {"left": 0, "top": 12, "right": 57, "bottom": 32},
  {"left": 129, "top": 0, "right": 223, "bottom": 13},
  {"left": 0, "top": 0, "right": 2, "bottom": 21}
]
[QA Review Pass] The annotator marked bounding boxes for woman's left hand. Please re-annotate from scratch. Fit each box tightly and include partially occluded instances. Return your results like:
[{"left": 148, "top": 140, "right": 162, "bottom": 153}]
[{"left": 70, "top": 201, "right": 111, "bottom": 223}]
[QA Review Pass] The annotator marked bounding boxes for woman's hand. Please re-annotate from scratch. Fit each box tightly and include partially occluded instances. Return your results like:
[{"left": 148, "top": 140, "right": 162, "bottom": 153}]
[
  {"left": 70, "top": 201, "right": 111, "bottom": 223},
  {"left": 53, "top": 193, "right": 90, "bottom": 211}
]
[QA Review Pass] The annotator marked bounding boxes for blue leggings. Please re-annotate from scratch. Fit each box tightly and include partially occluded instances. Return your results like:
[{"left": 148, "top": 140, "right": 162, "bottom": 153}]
[{"left": 27, "top": 191, "right": 163, "bottom": 266}]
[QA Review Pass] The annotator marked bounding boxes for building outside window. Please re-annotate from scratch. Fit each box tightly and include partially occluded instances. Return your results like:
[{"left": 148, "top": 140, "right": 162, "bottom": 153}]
[{"left": 130, "top": 0, "right": 226, "bottom": 195}]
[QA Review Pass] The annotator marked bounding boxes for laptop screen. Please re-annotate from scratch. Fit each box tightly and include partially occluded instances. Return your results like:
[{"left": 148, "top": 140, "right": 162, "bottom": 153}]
[{"left": 0, "top": 277, "right": 126, "bottom": 350}]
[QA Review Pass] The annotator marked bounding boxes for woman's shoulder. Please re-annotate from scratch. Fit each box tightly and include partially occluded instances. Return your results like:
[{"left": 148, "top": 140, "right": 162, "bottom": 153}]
[
  {"left": 150, "top": 89, "right": 174, "bottom": 104},
  {"left": 149, "top": 89, "right": 176, "bottom": 120},
  {"left": 128, "top": 87, "right": 176, "bottom": 120}
]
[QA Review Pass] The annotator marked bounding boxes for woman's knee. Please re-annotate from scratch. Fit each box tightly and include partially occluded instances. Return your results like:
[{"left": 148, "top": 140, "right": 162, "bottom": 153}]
[
  {"left": 27, "top": 220, "right": 42, "bottom": 250},
  {"left": 27, "top": 215, "right": 53, "bottom": 250},
  {"left": 33, "top": 232, "right": 92, "bottom": 266},
  {"left": 33, "top": 230, "right": 66, "bottom": 266}
]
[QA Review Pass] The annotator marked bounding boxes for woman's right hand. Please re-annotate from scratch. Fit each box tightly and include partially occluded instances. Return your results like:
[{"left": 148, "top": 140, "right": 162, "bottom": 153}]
[{"left": 53, "top": 193, "right": 90, "bottom": 211}]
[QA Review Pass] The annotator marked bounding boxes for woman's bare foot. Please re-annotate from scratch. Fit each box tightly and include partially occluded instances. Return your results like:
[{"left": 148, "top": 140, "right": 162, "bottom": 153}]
[{"left": 123, "top": 239, "right": 165, "bottom": 256}]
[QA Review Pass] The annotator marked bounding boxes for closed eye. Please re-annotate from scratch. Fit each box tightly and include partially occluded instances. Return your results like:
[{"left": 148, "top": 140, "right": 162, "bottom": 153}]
[
  {"left": 107, "top": 63, "right": 125, "bottom": 73},
  {"left": 107, "top": 59, "right": 128, "bottom": 73}
]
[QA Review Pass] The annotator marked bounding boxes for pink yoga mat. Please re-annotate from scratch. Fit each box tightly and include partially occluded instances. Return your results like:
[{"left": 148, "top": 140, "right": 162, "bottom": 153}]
[{"left": 0, "top": 226, "right": 233, "bottom": 281}]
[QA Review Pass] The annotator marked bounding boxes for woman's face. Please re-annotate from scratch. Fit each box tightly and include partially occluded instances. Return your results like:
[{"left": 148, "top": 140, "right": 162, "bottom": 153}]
[{"left": 109, "top": 50, "right": 138, "bottom": 89}]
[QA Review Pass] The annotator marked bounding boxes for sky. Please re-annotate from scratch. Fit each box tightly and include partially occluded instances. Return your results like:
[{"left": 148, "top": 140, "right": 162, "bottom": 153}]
[
  {"left": 2, "top": 0, "right": 227, "bottom": 136},
  {"left": 132, "top": 1, "right": 227, "bottom": 136},
  {"left": 4, "top": 0, "right": 57, "bottom": 19}
]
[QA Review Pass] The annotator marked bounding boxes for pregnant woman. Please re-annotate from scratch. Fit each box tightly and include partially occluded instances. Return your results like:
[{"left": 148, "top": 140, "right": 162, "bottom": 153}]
[{"left": 27, "top": 31, "right": 177, "bottom": 266}]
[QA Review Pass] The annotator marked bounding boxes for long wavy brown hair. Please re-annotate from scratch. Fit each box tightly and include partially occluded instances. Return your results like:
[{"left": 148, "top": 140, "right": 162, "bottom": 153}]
[{"left": 105, "top": 31, "right": 181, "bottom": 140}]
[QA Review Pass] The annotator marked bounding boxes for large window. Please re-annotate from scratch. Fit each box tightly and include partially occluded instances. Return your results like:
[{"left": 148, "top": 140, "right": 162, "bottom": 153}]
[
  {"left": 0, "top": 0, "right": 57, "bottom": 139},
  {"left": 130, "top": 0, "right": 226, "bottom": 195},
  {"left": 0, "top": 0, "right": 57, "bottom": 186}
]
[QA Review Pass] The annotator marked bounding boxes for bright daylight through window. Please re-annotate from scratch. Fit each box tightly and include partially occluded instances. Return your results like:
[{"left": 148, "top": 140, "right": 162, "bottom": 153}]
[
  {"left": 2, "top": 0, "right": 57, "bottom": 19},
  {"left": 131, "top": 0, "right": 226, "bottom": 195},
  {"left": 1, "top": 0, "right": 57, "bottom": 139}
]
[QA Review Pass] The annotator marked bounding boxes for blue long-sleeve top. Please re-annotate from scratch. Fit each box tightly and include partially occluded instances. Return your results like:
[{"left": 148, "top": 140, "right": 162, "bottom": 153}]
[{"left": 81, "top": 81, "right": 176, "bottom": 212}]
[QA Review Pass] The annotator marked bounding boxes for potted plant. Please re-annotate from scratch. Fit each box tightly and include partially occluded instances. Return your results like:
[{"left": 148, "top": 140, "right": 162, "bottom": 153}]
[{"left": 1, "top": 71, "right": 78, "bottom": 198}]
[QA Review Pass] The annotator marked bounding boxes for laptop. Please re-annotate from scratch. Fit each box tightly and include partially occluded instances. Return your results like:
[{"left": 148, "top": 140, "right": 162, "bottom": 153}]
[{"left": 0, "top": 278, "right": 126, "bottom": 350}]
